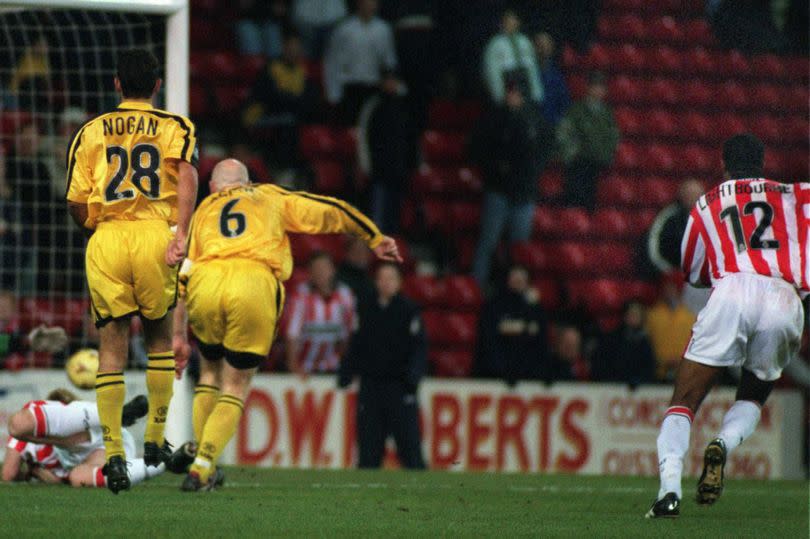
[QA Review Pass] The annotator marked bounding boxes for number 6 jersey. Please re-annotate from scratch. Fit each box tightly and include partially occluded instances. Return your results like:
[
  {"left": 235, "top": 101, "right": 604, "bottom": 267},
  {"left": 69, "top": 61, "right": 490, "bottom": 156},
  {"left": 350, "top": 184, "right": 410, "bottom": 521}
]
[
  {"left": 681, "top": 178, "right": 809, "bottom": 292},
  {"left": 65, "top": 100, "right": 198, "bottom": 228}
]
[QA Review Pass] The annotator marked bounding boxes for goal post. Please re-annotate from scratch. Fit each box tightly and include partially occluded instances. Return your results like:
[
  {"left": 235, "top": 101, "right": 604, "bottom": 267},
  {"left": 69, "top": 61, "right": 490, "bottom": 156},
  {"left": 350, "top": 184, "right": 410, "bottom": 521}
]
[{"left": 0, "top": 0, "right": 192, "bottom": 447}]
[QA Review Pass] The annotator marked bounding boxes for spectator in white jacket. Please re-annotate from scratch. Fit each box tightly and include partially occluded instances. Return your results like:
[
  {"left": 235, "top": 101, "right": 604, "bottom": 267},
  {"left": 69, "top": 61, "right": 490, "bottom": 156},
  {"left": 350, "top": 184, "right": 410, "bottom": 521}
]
[
  {"left": 483, "top": 10, "right": 543, "bottom": 105},
  {"left": 323, "top": 0, "right": 398, "bottom": 124}
]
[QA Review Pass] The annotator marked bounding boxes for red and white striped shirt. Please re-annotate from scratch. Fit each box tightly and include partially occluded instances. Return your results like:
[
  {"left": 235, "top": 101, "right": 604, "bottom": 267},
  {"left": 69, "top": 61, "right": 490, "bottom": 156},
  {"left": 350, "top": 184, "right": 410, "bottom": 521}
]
[
  {"left": 682, "top": 179, "right": 809, "bottom": 292},
  {"left": 6, "top": 436, "right": 67, "bottom": 478},
  {"left": 284, "top": 282, "right": 356, "bottom": 373}
]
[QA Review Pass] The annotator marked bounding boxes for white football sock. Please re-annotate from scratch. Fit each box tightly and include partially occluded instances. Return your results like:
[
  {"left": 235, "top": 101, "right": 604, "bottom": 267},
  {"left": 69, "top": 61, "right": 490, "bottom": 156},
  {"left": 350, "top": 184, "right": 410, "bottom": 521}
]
[
  {"left": 718, "top": 400, "right": 761, "bottom": 454},
  {"left": 656, "top": 406, "right": 694, "bottom": 500},
  {"left": 128, "top": 458, "right": 165, "bottom": 486}
]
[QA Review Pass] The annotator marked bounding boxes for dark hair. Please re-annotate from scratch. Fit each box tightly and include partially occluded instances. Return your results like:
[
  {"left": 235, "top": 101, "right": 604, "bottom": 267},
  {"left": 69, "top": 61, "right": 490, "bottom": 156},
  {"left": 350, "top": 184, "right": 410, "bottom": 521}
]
[
  {"left": 307, "top": 250, "right": 333, "bottom": 266},
  {"left": 116, "top": 49, "right": 160, "bottom": 98},
  {"left": 723, "top": 133, "right": 765, "bottom": 179}
]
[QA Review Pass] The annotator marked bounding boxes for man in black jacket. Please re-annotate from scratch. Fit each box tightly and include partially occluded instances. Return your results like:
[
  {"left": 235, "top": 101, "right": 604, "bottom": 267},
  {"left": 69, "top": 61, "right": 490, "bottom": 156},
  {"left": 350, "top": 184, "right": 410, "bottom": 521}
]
[
  {"left": 475, "top": 265, "right": 548, "bottom": 384},
  {"left": 339, "top": 262, "right": 427, "bottom": 469},
  {"left": 642, "top": 179, "right": 703, "bottom": 278}
]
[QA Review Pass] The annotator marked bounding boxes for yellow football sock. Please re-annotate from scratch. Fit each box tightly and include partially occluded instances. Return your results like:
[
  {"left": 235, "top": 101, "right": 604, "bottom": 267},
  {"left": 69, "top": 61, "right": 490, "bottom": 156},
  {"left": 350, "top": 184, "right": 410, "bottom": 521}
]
[
  {"left": 190, "top": 394, "right": 244, "bottom": 482},
  {"left": 192, "top": 384, "right": 220, "bottom": 442},
  {"left": 144, "top": 352, "right": 175, "bottom": 444},
  {"left": 95, "top": 371, "right": 126, "bottom": 460}
]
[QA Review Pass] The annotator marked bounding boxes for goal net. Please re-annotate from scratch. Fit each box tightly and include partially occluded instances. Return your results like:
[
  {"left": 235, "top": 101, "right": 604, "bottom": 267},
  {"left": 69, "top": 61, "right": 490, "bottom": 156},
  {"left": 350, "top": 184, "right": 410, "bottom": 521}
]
[{"left": 0, "top": 5, "right": 166, "bottom": 354}]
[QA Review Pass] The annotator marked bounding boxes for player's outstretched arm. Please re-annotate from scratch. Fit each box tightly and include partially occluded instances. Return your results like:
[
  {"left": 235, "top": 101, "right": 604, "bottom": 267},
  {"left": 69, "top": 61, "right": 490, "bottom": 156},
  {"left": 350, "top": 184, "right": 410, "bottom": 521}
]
[
  {"left": 165, "top": 160, "right": 199, "bottom": 266},
  {"left": 280, "top": 188, "right": 402, "bottom": 262},
  {"left": 1, "top": 448, "right": 24, "bottom": 482}
]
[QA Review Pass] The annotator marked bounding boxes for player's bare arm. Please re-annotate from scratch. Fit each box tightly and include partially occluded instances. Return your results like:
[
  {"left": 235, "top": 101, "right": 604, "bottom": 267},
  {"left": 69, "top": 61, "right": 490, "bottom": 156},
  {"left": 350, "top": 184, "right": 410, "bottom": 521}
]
[
  {"left": 172, "top": 298, "right": 191, "bottom": 379},
  {"left": 166, "top": 159, "right": 199, "bottom": 266},
  {"left": 67, "top": 201, "right": 93, "bottom": 237}
]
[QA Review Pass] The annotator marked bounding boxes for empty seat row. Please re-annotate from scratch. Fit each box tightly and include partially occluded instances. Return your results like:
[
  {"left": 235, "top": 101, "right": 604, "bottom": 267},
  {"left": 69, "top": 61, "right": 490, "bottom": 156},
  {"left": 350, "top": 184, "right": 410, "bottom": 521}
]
[
  {"left": 16, "top": 297, "right": 88, "bottom": 335},
  {"left": 511, "top": 241, "right": 635, "bottom": 276},
  {"left": 299, "top": 125, "right": 358, "bottom": 161},
  {"left": 614, "top": 107, "right": 808, "bottom": 145},
  {"left": 564, "top": 44, "right": 808, "bottom": 82},
  {"left": 423, "top": 311, "right": 478, "bottom": 346},
  {"left": 598, "top": 15, "right": 715, "bottom": 48},
  {"left": 411, "top": 165, "right": 483, "bottom": 197},
  {"left": 402, "top": 275, "right": 482, "bottom": 311},
  {"left": 533, "top": 206, "right": 659, "bottom": 240}
]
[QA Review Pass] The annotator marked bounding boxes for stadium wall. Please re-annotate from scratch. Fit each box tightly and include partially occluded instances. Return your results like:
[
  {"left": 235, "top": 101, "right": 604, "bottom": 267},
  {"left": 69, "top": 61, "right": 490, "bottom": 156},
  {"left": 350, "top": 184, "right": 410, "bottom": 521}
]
[{"left": 0, "top": 371, "right": 805, "bottom": 479}]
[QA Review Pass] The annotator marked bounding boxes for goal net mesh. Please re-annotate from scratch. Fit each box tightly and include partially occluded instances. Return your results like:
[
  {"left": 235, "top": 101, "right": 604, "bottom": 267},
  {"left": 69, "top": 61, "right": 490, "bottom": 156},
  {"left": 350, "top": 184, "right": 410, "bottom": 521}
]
[{"left": 0, "top": 8, "right": 165, "bottom": 356}]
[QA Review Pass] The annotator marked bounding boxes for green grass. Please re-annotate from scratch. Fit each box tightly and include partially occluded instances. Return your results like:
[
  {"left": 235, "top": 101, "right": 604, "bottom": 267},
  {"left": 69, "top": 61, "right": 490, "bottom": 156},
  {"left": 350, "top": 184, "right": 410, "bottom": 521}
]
[{"left": 1, "top": 469, "right": 807, "bottom": 538}]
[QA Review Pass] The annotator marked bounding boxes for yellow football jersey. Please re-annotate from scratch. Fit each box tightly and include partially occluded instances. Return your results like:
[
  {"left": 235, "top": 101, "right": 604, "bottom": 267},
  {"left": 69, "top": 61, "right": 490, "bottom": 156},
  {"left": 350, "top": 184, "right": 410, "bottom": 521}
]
[
  {"left": 65, "top": 100, "right": 197, "bottom": 228},
  {"left": 185, "top": 183, "right": 383, "bottom": 281}
]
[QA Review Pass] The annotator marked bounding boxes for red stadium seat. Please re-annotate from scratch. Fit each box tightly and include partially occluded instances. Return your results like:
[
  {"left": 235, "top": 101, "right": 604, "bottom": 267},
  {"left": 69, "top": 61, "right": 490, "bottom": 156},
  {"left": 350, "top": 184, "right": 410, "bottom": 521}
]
[
  {"left": 681, "top": 80, "right": 712, "bottom": 107},
  {"left": 749, "top": 83, "right": 782, "bottom": 110},
  {"left": 634, "top": 208, "right": 657, "bottom": 233},
  {"left": 615, "top": 142, "right": 641, "bottom": 171},
  {"left": 454, "top": 237, "right": 477, "bottom": 272},
  {"left": 532, "top": 207, "right": 557, "bottom": 238},
  {"left": 556, "top": 208, "right": 592, "bottom": 238},
  {"left": 312, "top": 161, "right": 345, "bottom": 193},
  {"left": 402, "top": 275, "right": 445, "bottom": 308},
  {"left": 411, "top": 165, "right": 446, "bottom": 196},
  {"left": 189, "top": 86, "right": 208, "bottom": 117},
  {"left": 420, "top": 199, "right": 447, "bottom": 230},
  {"left": 332, "top": 128, "right": 356, "bottom": 159},
  {"left": 649, "top": 16, "right": 683, "bottom": 44},
  {"left": 443, "top": 275, "right": 482, "bottom": 311},
  {"left": 567, "top": 74, "right": 587, "bottom": 100},
  {"left": 288, "top": 234, "right": 344, "bottom": 263},
  {"left": 444, "top": 202, "right": 481, "bottom": 234},
  {"left": 783, "top": 86, "right": 808, "bottom": 113},
  {"left": 598, "top": 14, "right": 646, "bottom": 42},
  {"left": 430, "top": 350, "right": 473, "bottom": 378},
  {"left": 644, "top": 144, "right": 677, "bottom": 173},
  {"left": 450, "top": 167, "right": 483, "bottom": 195},
  {"left": 532, "top": 279, "right": 561, "bottom": 310},
  {"left": 683, "top": 19, "right": 714, "bottom": 47},
  {"left": 208, "top": 52, "right": 240, "bottom": 81},
  {"left": 597, "top": 175, "right": 637, "bottom": 206},
  {"left": 716, "top": 50, "right": 752, "bottom": 78},
  {"left": 784, "top": 56, "right": 809, "bottom": 83},
  {"left": 422, "top": 131, "right": 466, "bottom": 163},
  {"left": 681, "top": 111, "right": 713, "bottom": 141},
  {"left": 717, "top": 81, "right": 749, "bottom": 109},
  {"left": 423, "top": 311, "right": 477, "bottom": 346},
  {"left": 213, "top": 85, "right": 251, "bottom": 116},
  {"left": 197, "top": 155, "right": 218, "bottom": 182},
  {"left": 428, "top": 100, "right": 482, "bottom": 130},
  {"left": 615, "top": 44, "right": 646, "bottom": 72},
  {"left": 245, "top": 156, "right": 270, "bottom": 182},
  {"left": 241, "top": 55, "right": 266, "bottom": 83},
  {"left": 548, "top": 242, "right": 589, "bottom": 273},
  {"left": 538, "top": 169, "right": 564, "bottom": 199},
  {"left": 511, "top": 242, "right": 551, "bottom": 272},
  {"left": 641, "top": 177, "right": 677, "bottom": 207},
  {"left": 593, "top": 243, "right": 634, "bottom": 274},
  {"left": 614, "top": 107, "right": 642, "bottom": 136},
  {"left": 748, "top": 115, "right": 782, "bottom": 144},
  {"left": 751, "top": 54, "right": 787, "bottom": 79},
  {"left": 784, "top": 116, "right": 808, "bottom": 145},
  {"left": 713, "top": 112, "right": 747, "bottom": 139},
  {"left": 649, "top": 46, "right": 682, "bottom": 74},
  {"left": 645, "top": 78, "right": 679, "bottom": 106},
  {"left": 592, "top": 208, "right": 633, "bottom": 238},
  {"left": 608, "top": 76, "right": 642, "bottom": 104},
  {"left": 648, "top": 110, "right": 678, "bottom": 138},
  {"left": 299, "top": 125, "right": 336, "bottom": 159},
  {"left": 680, "top": 144, "right": 716, "bottom": 174},
  {"left": 580, "top": 43, "right": 612, "bottom": 71},
  {"left": 683, "top": 47, "right": 716, "bottom": 76},
  {"left": 568, "top": 279, "right": 624, "bottom": 313}
]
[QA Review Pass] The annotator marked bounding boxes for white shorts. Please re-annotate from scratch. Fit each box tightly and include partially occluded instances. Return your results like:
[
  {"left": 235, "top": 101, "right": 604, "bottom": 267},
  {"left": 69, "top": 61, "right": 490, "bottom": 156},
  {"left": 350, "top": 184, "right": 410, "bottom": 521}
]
[
  {"left": 29, "top": 400, "right": 99, "bottom": 438},
  {"left": 54, "top": 427, "right": 136, "bottom": 471},
  {"left": 685, "top": 273, "right": 804, "bottom": 381}
]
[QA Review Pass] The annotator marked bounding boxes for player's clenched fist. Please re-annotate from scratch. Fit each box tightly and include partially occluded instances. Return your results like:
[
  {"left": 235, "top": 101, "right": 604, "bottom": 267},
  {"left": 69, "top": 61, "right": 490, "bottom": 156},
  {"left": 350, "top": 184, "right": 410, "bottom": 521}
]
[{"left": 165, "top": 232, "right": 187, "bottom": 266}]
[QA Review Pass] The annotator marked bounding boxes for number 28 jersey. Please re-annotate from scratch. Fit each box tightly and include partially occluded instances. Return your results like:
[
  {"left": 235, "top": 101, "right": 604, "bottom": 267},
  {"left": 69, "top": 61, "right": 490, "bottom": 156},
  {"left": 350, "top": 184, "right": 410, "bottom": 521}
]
[
  {"left": 681, "top": 178, "right": 809, "bottom": 292},
  {"left": 65, "top": 100, "right": 197, "bottom": 228},
  {"left": 184, "top": 183, "right": 383, "bottom": 282}
]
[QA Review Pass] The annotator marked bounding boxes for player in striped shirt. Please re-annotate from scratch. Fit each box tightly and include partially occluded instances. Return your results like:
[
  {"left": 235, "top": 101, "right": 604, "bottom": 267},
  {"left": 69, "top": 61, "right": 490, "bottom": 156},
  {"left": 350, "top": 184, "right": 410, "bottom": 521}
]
[
  {"left": 647, "top": 134, "right": 808, "bottom": 518},
  {"left": 284, "top": 251, "right": 357, "bottom": 375}
]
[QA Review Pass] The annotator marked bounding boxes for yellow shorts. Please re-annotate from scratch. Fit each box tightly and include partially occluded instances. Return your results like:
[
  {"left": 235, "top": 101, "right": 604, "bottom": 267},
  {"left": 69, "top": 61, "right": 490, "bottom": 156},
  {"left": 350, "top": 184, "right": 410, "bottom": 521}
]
[
  {"left": 186, "top": 259, "right": 284, "bottom": 359},
  {"left": 86, "top": 220, "right": 177, "bottom": 327}
]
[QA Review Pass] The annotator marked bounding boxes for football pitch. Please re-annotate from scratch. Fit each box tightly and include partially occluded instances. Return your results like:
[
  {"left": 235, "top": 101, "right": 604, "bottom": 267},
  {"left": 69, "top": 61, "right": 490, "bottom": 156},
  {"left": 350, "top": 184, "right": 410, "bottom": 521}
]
[{"left": 1, "top": 469, "right": 807, "bottom": 538}]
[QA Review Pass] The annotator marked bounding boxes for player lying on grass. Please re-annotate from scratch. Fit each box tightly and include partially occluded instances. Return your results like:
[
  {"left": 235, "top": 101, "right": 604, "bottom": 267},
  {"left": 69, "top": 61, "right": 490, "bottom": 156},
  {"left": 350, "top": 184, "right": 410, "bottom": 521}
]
[
  {"left": 646, "top": 134, "right": 808, "bottom": 518},
  {"left": 3, "top": 389, "right": 193, "bottom": 488},
  {"left": 172, "top": 158, "right": 401, "bottom": 491}
]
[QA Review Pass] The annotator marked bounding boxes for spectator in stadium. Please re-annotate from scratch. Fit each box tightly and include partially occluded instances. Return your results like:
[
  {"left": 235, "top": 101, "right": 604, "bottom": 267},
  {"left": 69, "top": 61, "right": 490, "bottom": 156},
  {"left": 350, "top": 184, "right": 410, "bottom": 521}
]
[
  {"left": 482, "top": 10, "right": 544, "bottom": 106},
  {"left": 8, "top": 36, "right": 50, "bottom": 109},
  {"left": 4, "top": 121, "right": 55, "bottom": 293},
  {"left": 543, "top": 325, "right": 589, "bottom": 382},
  {"left": 476, "top": 264, "right": 548, "bottom": 384},
  {"left": 323, "top": 0, "right": 398, "bottom": 124},
  {"left": 556, "top": 71, "right": 619, "bottom": 212},
  {"left": 470, "top": 86, "right": 547, "bottom": 286},
  {"left": 533, "top": 32, "right": 570, "bottom": 128},
  {"left": 592, "top": 301, "right": 656, "bottom": 388},
  {"left": 241, "top": 29, "right": 316, "bottom": 170},
  {"left": 0, "top": 289, "right": 23, "bottom": 368},
  {"left": 336, "top": 236, "right": 375, "bottom": 309},
  {"left": 646, "top": 274, "right": 696, "bottom": 382},
  {"left": 235, "top": 0, "right": 290, "bottom": 58},
  {"left": 339, "top": 262, "right": 427, "bottom": 469},
  {"left": 707, "top": 0, "right": 788, "bottom": 54},
  {"left": 284, "top": 251, "right": 357, "bottom": 375},
  {"left": 641, "top": 179, "right": 704, "bottom": 278},
  {"left": 291, "top": 0, "right": 348, "bottom": 58},
  {"left": 40, "top": 107, "right": 88, "bottom": 200}
]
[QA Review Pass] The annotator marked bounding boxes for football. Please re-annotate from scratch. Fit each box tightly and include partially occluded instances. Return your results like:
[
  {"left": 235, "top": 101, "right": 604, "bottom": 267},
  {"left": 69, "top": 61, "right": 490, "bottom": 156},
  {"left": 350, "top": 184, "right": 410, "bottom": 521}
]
[{"left": 65, "top": 348, "right": 99, "bottom": 390}]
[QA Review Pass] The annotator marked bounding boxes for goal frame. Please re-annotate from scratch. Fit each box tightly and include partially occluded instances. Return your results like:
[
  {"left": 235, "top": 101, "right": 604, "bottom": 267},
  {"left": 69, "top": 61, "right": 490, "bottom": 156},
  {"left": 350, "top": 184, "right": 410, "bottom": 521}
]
[{"left": 0, "top": 0, "right": 190, "bottom": 117}]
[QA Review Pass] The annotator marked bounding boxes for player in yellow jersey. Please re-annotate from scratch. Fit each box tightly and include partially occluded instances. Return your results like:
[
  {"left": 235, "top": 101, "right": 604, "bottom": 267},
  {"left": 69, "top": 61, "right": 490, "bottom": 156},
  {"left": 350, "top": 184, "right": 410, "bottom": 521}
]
[
  {"left": 171, "top": 159, "right": 400, "bottom": 491},
  {"left": 65, "top": 49, "right": 198, "bottom": 494}
]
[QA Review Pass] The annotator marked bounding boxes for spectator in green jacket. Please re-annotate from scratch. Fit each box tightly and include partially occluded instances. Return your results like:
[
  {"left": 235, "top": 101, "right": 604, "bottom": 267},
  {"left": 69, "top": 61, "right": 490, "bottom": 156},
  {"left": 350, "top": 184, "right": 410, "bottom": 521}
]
[
  {"left": 482, "top": 10, "right": 543, "bottom": 106},
  {"left": 556, "top": 71, "right": 619, "bottom": 211}
]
